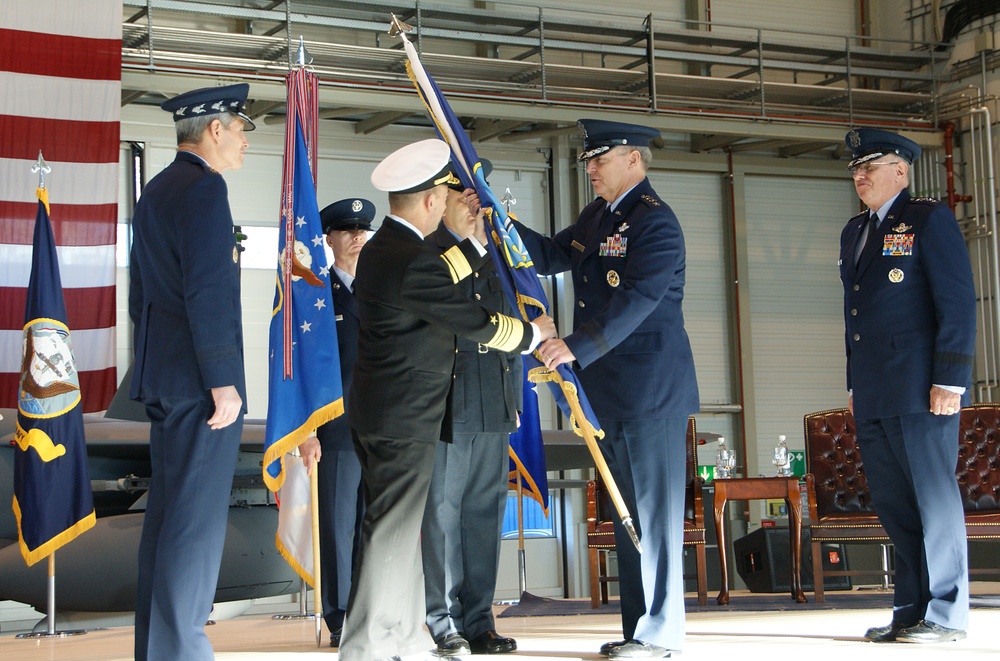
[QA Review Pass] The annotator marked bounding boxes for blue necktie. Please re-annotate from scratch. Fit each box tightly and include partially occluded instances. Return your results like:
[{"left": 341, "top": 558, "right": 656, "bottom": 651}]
[{"left": 855, "top": 212, "right": 880, "bottom": 266}]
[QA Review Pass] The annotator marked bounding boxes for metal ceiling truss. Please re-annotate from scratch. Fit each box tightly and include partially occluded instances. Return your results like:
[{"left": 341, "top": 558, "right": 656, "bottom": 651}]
[{"left": 120, "top": 0, "right": 951, "bottom": 155}]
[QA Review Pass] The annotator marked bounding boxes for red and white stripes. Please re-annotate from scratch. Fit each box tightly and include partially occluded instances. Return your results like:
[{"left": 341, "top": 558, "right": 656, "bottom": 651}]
[{"left": 0, "top": 1, "right": 121, "bottom": 412}]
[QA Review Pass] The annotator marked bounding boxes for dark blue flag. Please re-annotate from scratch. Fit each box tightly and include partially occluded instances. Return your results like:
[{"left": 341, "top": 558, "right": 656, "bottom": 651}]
[
  {"left": 14, "top": 187, "right": 95, "bottom": 566},
  {"left": 403, "top": 36, "right": 606, "bottom": 513},
  {"left": 263, "top": 119, "right": 344, "bottom": 492}
]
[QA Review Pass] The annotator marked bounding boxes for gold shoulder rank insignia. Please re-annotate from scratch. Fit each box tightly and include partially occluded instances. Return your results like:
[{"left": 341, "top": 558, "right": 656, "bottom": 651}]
[
  {"left": 892, "top": 223, "right": 912, "bottom": 233},
  {"left": 640, "top": 194, "right": 661, "bottom": 207},
  {"left": 910, "top": 196, "right": 938, "bottom": 203}
]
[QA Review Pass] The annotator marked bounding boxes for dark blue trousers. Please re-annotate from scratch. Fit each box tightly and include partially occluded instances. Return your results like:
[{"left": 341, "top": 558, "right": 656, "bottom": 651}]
[
  {"left": 599, "top": 416, "right": 688, "bottom": 651},
  {"left": 421, "top": 432, "right": 509, "bottom": 642},
  {"left": 855, "top": 411, "right": 968, "bottom": 630},
  {"left": 317, "top": 446, "right": 364, "bottom": 633},
  {"left": 134, "top": 397, "right": 242, "bottom": 661}
]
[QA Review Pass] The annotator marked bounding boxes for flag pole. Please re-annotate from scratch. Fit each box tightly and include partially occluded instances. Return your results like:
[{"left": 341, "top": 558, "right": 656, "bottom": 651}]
[
  {"left": 515, "top": 473, "right": 527, "bottom": 596},
  {"left": 14, "top": 155, "right": 88, "bottom": 641},
  {"left": 531, "top": 368, "right": 643, "bottom": 553},
  {"left": 310, "top": 467, "right": 322, "bottom": 647}
]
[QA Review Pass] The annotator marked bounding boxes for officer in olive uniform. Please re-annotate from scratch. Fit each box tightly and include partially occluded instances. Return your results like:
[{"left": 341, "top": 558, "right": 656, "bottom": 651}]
[
  {"left": 338, "top": 139, "right": 554, "bottom": 661},
  {"left": 516, "top": 119, "right": 699, "bottom": 659},
  {"left": 422, "top": 161, "right": 520, "bottom": 656},
  {"left": 840, "top": 128, "right": 975, "bottom": 645},
  {"left": 129, "top": 84, "right": 254, "bottom": 661},
  {"left": 312, "top": 198, "right": 374, "bottom": 646}
]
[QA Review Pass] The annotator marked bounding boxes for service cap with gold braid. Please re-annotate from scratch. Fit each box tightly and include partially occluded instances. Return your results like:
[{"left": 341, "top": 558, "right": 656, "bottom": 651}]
[{"left": 370, "top": 138, "right": 459, "bottom": 193}]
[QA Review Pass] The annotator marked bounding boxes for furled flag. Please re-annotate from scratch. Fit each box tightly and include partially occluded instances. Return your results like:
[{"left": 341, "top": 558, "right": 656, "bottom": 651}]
[
  {"left": 13, "top": 186, "right": 96, "bottom": 566},
  {"left": 400, "top": 30, "right": 606, "bottom": 514},
  {"left": 264, "top": 68, "right": 342, "bottom": 584}
]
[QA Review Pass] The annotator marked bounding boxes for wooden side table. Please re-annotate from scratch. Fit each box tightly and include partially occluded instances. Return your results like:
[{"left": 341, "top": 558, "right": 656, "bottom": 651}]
[{"left": 712, "top": 476, "right": 807, "bottom": 605}]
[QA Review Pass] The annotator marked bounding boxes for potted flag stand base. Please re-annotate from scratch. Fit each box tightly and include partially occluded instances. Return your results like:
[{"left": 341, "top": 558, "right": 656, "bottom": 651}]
[{"left": 15, "top": 553, "right": 87, "bottom": 639}]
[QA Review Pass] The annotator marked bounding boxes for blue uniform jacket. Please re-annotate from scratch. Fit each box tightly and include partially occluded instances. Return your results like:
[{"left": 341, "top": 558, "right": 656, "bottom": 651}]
[
  {"left": 128, "top": 151, "right": 246, "bottom": 407},
  {"left": 428, "top": 224, "right": 522, "bottom": 434},
  {"left": 840, "top": 190, "right": 976, "bottom": 419},
  {"left": 516, "top": 178, "right": 699, "bottom": 422},
  {"left": 316, "top": 270, "right": 359, "bottom": 451}
]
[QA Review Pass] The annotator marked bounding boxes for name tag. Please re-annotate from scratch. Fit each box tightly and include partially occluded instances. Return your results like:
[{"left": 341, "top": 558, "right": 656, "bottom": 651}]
[{"left": 571, "top": 240, "right": 585, "bottom": 252}]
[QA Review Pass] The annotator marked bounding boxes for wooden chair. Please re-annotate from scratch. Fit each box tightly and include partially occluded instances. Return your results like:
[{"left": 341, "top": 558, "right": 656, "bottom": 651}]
[
  {"left": 803, "top": 403, "right": 1000, "bottom": 602},
  {"left": 585, "top": 416, "right": 707, "bottom": 607}
]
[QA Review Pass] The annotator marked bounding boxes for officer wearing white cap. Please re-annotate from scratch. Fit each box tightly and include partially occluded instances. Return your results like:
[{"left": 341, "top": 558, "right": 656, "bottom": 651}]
[
  {"left": 129, "top": 82, "right": 253, "bottom": 661},
  {"left": 337, "top": 139, "right": 555, "bottom": 661},
  {"left": 514, "top": 118, "right": 699, "bottom": 659},
  {"left": 841, "top": 128, "right": 975, "bottom": 644},
  {"left": 297, "top": 197, "right": 375, "bottom": 648},
  {"left": 421, "top": 159, "right": 520, "bottom": 656}
]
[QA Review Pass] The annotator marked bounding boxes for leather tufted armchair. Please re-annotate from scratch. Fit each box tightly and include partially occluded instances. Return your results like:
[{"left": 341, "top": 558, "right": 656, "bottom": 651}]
[
  {"left": 585, "top": 416, "right": 707, "bottom": 607},
  {"left": 803, "top": 404, "right": 1000, "bottom": 601}
]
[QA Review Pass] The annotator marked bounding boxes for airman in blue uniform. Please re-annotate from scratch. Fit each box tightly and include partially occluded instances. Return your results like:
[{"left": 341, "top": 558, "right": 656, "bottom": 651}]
[
  {"left": 299, "top": 197, "right": 375, "bottom": 647},
  {"left": 129, "top": 83, "right": 254, "bottom": 661},
  {"left": 840, "top": 128, "right": 975, "bottom": 644},
  {"left": 421, "top": 161, "right": 521, "bottom": 657},
  {"left": 516, "top": 119, "right": 699, "bottom": 659}
]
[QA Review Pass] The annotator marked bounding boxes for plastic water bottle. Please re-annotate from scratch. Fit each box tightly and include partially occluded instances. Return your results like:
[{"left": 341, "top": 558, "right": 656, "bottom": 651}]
[
  {"left": 716, "top": 437, "right": 734, "bottom": 479},
  {"left": 773, "top": 435, "right": 791, "bottom": 477}
]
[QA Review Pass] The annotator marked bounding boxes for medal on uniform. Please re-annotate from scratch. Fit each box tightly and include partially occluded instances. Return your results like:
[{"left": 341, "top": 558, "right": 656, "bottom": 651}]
[
  {"left": 888, "top": 268, "right": 904, "bottom": 283},
  {"left": 606, "top": 270, "right": 620, "bottom": 287},
  {"left": 599, "top": 234, "right": 627, "bottom": 257}
]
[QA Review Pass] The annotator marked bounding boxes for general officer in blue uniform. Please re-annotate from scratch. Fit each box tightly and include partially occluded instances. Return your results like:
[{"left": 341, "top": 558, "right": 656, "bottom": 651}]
[
  {"left": 421, "top": 161, "right": 520, "bottom": 657},
  {"left": 128, "top": 83, "right": 254, "bottom": 661},
  {"left": 338, "top": 139, "right": 555, "bottom": 661},
  {"left": 840, "top": 128, "right": 976, "bottom": 644},
  {"left": 516, "top": 119, "right": 699, "bottom": 659},
  {"left": 299, "top": 198, "right": 375, "bottom": 647}
]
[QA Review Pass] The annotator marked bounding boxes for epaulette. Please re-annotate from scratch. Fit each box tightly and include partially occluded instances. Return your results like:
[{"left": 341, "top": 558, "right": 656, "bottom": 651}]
[
  {"left": 907, "top": 196, "right": 939, "bottom": 205},
  {"left": 639, "top": 194, "right": 661, "bottom": 208},
  {"left": 850, "top": 210, "right": 868, "bottom": 222}
]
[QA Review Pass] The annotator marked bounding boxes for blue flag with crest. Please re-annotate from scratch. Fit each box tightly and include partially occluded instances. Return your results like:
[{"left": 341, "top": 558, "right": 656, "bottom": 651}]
[
  {"left": 263, "top": 120, "right": 344, "bottom": 492},
  {"left": 14, "top": 187, "right": 96, "bottom": 566}
]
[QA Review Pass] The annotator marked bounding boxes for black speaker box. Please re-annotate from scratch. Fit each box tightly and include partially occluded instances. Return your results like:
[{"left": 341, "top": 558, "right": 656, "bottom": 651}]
[{"left": 733, "top": 527, "right": 851, "bottom": 593}]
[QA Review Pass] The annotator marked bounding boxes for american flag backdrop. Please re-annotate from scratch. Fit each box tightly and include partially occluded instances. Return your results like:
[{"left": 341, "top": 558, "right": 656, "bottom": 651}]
[{"left": 0, "top": 1, "right": 121, "bottom": 413}]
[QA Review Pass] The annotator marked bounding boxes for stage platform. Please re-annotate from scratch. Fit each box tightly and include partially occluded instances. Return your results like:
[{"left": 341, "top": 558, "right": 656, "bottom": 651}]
[{"left": 2, "top": 590, "right": 995, "bottom": 660}]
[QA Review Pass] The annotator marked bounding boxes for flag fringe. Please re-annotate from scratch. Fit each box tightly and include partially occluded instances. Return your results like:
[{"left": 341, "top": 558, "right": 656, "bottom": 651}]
[
  {"left": 12, "top": 496, "right": 95, "bottom": 567},
  {"left": 262, "top": 398, "right": 344, "bottom": 492},
  {"left": 275, "top": 531, "right": 314, "bottom": 588},
  {"left": 507, "top": 449, "right": 549, "bottom": 516}
]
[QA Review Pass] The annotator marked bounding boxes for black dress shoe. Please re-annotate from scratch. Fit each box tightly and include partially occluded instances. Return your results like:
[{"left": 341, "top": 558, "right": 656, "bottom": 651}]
[
  {"left": 864, "top": 621, "right": 910, "bottom": 642},
  {"left": 329, "top": 627, "right": 342, "bottom": 648},
  {"left": 608, "top": 640, "right": 671, "bottom": 659},
  {"left": 896, "top": 620, "right": 967, "bottom": 644},
  {"left": 600, "top": 640, "right": 628, "bottom": 656},
  {"left": 435, "top": 632, "right": 471, "bottom": 656},
  {"left": 469, "top": 630, "right": 517, "bottom": 654}
]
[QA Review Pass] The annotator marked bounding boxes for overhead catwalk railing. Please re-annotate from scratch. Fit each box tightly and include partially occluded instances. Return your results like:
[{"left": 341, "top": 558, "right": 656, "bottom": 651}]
[{"left": 121, "top": 0, "right": 945, "bottom": 130}]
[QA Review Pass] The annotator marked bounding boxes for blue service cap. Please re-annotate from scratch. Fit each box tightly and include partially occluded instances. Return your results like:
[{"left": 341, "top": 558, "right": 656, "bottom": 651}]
[
  {"left": 577, "top": 118, "right": 660, "bottom": 162},
  {"left": 447, "top": 158, "right": 492, "bottom": 190},
  {"left": 320, "top": 198, "right": 376, "bottom": 234},
  {"left": 845, "top": 128, "right": 920, "bottom": 169},
  {"left": 371, "top": 139, "right": 459, "bottom": 194},
  {"left": 160, "top": 83, "right": 256, "bottom": 131}
]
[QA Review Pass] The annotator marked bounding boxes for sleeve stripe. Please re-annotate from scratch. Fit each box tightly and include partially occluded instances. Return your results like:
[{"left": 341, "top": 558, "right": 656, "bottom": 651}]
[
  {"left": 486, "top": 314, "right": 525, "bottom": 352},
  {"left": 440, "top": 246, "right": 472, "bottom": 284}
]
